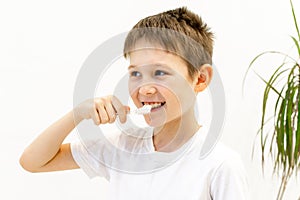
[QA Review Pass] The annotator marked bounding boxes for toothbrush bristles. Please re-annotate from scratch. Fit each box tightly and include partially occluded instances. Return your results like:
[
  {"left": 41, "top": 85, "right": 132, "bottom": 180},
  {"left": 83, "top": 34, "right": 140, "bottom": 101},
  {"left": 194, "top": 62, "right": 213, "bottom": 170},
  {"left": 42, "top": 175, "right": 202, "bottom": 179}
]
[{"left": 134, "top": 105, "right": 152, "bottom": 114}]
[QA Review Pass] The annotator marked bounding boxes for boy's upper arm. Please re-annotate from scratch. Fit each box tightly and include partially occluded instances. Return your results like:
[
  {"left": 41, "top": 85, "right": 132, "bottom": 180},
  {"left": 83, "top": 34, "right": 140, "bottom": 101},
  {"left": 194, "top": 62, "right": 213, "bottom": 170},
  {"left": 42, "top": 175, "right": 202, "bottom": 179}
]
[{"left": 36, "top": 143, "right": 80, "bottom": 172}]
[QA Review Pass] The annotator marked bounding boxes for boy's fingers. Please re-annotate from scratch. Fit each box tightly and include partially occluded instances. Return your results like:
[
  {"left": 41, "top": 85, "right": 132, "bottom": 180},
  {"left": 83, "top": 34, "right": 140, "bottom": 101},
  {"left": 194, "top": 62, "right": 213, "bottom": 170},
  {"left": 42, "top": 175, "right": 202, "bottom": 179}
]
[
  {"left": 96, "top": 104, "right": 109, "bottom": 124},
  {"left": 92, "top": 108, "right": 101, "bottom": 125},
  {"left": 117, "top": 106, "right": 131, "bottom": 124},
  {"left": 114, "top": 105, "right": 126, "bottom": 123},
  {"left": 111, "top": 97, "right": 128, "bottom": 123},
  {"left": 105, "top": 103, "right": 117, "bottom": 123}
]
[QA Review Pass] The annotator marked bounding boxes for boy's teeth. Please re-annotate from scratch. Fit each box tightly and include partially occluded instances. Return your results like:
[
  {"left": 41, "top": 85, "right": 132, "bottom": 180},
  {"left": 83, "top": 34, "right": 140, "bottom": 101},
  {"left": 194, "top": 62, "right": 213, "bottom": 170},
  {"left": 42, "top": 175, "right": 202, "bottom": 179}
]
[
  {"left": 144, "top": 102, "right": 164, "bottom": 109},
  {"left": 151, "top": 103, "right": 161, "bottom": 108}
]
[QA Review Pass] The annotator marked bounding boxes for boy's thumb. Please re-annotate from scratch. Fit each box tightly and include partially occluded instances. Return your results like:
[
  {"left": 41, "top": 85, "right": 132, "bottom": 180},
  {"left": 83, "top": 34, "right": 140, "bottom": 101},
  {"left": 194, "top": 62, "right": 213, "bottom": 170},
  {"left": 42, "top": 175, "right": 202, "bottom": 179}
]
[{"left": 124, "top": 106, "right": 130, "bottom": 114}]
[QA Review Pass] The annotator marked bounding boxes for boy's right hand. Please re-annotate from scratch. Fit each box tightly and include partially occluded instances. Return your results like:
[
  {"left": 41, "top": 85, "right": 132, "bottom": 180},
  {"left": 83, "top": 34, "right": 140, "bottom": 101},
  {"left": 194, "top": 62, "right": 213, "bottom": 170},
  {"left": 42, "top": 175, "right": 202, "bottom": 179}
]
[{"left": 73, "top": 95, "right": 130, "bottom": 125}]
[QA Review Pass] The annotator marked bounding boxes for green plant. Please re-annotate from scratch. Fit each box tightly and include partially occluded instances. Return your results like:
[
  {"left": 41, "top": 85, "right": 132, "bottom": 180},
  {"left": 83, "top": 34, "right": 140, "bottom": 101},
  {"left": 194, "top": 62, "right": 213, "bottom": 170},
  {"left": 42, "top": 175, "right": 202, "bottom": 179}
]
[{"left": 243, "top": 0, "right": 300, "bottom": 199}]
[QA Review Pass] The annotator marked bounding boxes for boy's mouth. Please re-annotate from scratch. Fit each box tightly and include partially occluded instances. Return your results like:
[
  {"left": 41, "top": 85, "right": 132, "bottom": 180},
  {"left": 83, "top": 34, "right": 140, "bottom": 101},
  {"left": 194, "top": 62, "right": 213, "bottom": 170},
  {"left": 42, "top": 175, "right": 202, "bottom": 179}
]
[{"left": 142, "top": 101, "right": 166, "bottom": 110}]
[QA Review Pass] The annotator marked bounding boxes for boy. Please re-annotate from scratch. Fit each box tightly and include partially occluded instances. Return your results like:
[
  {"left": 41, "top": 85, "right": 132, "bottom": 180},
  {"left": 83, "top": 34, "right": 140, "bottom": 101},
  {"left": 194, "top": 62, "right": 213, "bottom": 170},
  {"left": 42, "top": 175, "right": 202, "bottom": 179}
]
[{"left": 20, "top": 7, "right": 248, "bottom": 199}]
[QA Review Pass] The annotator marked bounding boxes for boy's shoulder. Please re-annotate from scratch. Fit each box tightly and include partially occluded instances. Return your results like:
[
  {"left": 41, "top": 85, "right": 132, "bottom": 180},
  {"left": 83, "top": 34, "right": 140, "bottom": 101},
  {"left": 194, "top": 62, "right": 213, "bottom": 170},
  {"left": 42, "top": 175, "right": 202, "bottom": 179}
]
[
  {"left": 198, "top": 141, "right": 245, "bottom": 173},
  {"left": 209, "top": 142, "right": 241, "bottom": 161},
  {"left": 194, "top": 127, "right": 242, "bottom": 167}
]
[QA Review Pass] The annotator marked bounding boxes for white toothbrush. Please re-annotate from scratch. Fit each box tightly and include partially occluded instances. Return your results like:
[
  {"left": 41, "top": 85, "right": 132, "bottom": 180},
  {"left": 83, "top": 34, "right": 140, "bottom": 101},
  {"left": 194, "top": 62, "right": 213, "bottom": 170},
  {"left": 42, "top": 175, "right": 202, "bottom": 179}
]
[{"left": 129, "top": 105, "right": 152, "bottom": 115}]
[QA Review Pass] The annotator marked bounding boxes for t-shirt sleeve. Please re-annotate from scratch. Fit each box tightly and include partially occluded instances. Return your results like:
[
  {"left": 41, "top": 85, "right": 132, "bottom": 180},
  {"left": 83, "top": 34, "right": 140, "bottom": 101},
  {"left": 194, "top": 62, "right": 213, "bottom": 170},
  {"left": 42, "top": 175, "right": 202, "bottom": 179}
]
[
  {"left": 70, "top": 140, "right": 110, "bottom": 180},
  {"left": 210, "top": 155, "right": 249, "bottom": 200}
]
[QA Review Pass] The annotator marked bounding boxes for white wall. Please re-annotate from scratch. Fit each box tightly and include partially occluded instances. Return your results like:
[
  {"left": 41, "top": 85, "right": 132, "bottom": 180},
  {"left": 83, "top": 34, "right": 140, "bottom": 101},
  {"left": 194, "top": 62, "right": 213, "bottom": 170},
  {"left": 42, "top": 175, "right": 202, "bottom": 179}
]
[{"left": 1, "top": 0, "right": 299, "bottom": 199}]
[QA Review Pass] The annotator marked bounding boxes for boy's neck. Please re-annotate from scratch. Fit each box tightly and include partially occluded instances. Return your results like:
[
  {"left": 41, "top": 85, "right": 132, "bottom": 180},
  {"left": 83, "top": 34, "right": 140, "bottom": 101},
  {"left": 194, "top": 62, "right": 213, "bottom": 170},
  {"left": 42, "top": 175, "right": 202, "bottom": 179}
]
[{"left": 152, "top": 109, "right": 201, "bottom": 152}]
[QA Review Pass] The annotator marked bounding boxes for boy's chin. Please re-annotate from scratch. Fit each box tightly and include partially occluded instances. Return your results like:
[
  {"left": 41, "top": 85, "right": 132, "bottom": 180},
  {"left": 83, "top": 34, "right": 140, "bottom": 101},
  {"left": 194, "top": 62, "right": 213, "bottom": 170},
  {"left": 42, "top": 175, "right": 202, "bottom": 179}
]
[
  {"left": 144, "top": 115, "right": 180, "bottom": 128},
  {"left": 144, "top": 115, "right": 166, "bottom": 128}
]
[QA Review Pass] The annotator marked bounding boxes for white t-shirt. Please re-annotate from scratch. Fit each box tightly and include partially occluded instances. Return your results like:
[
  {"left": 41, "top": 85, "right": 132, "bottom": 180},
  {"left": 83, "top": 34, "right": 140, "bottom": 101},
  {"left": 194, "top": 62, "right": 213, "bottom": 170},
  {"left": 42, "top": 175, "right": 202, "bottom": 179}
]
[{"left": 71, "top": 126, "right": 249, "bottom": 200}]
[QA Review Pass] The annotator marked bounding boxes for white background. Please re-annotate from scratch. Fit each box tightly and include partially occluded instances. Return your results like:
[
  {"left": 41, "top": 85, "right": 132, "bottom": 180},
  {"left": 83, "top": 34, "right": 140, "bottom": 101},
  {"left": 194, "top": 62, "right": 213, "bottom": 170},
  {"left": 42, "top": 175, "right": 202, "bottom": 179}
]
[{"left": 1, "top": 0, "right": 300, "bottom": 199}]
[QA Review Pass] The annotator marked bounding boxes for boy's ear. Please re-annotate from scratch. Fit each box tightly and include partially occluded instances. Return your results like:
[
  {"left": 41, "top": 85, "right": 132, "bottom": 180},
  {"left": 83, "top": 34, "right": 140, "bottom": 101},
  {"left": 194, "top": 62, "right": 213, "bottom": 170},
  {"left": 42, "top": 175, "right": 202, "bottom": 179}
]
[{"left": 194, "top": 64, "right": 213, "bottom": 92}]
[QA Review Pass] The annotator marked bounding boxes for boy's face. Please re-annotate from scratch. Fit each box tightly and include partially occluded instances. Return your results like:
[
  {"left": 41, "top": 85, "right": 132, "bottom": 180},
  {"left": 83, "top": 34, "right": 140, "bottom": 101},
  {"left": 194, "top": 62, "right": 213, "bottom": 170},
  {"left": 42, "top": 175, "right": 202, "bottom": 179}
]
[{"left": 128, "top": 45, "right": 204, "bottom": 127}]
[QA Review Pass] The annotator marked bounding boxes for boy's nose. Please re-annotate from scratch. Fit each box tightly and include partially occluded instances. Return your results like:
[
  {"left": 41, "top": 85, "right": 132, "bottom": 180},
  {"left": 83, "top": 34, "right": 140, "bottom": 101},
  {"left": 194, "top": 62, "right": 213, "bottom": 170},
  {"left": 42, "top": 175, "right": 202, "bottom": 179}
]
[{"left": 138, "top": 84, "right": 157, "bottom": 96}]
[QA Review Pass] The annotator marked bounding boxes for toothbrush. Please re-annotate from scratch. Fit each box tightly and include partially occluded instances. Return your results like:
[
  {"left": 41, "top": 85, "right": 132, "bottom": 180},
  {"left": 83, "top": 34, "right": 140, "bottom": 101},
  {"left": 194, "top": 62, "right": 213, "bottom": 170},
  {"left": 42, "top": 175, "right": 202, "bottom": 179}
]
[{"left": 129, "top": 105, "right": 152, "bottom": 115}]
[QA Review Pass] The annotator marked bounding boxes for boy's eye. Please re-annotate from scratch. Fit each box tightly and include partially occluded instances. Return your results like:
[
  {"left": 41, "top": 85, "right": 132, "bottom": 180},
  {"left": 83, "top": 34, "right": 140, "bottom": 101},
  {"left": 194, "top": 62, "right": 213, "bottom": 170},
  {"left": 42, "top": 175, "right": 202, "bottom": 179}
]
[
  {"left": 130, "top": 71, "right": 141, "bottom": 77},
  {"left": 154, "top": 70, "right": 167, "bottom": 76}
]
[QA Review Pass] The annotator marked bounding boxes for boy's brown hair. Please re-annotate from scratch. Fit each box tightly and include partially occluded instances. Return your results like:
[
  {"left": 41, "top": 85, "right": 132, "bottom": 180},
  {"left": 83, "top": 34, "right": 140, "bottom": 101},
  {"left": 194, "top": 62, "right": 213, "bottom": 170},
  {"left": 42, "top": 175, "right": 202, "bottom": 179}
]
[{"left": 123, "top": 7, "right": 214, "bottom": 78}]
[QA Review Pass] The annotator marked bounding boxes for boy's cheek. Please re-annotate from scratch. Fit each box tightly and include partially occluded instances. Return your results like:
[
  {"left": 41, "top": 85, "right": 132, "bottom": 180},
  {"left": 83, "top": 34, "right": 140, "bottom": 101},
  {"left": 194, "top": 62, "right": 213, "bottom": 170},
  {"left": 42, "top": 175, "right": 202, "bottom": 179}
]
[
  {"left": 128, "top": 82, "right": 140, "bottom": 95},
  {"left": 129, "top": 91, "right": 143, "bottom": 108},
  {"left": 129, "top": 93, "right": 140, "bottom": 107}
]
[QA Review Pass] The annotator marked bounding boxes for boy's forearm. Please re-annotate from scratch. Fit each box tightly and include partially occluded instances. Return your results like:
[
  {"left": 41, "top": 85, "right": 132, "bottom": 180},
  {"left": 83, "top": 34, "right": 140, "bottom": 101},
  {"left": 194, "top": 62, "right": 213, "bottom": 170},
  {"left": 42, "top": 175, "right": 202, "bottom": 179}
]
[{"left": 20, "top": 110, "right": 82, "bottom": 171}]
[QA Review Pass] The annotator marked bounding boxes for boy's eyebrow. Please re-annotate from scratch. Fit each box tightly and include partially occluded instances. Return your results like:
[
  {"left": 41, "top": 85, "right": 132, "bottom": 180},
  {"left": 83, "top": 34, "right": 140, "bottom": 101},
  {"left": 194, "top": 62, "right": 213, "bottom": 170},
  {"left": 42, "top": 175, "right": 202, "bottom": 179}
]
[
  {"left": 128, "top": 65, "right": 136, "bottom": 70},
  {"left": 128, "top": 63, "right": 171, "bottom": 70}
]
